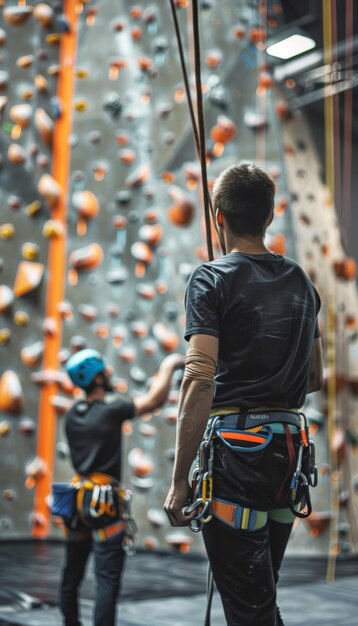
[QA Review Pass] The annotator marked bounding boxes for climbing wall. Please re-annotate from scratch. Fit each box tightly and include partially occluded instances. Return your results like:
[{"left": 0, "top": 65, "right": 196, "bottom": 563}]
[
  {"left": 0, "top": 0, "right": 357, "bottom": 558},
  {"left": 0, "top": 1, "right": 63, "bottom": 535}
]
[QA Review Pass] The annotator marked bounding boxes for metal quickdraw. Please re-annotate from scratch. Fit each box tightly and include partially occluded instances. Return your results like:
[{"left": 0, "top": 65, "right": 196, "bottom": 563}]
[
  {"left": 288, "top": 412, "right": 318, "bottom": 518},
  {"left": 120, "top": 489, "right": 138, "bottom": 556},
  {"left": 185, "top": 417, "right": 219, "bottom": 533}
]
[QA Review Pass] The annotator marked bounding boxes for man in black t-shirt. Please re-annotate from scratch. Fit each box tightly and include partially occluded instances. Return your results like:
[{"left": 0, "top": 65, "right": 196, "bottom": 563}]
[
  {"left": 164, "top": 163, "right": 323, "bottom": 626},
  {"left": 60, "top": 348, "right": 184, "bottom": 626}
]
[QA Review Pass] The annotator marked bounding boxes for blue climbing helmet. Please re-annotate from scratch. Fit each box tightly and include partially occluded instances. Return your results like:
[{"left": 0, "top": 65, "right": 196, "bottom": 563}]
[{"left": 66, "top": 349, "right": 106, "bottom": 389}]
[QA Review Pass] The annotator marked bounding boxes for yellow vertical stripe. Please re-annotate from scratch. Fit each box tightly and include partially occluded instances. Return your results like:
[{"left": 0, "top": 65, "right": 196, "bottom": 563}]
[{"left": 241, "top": 508, "right": 250, "bottom": 530}]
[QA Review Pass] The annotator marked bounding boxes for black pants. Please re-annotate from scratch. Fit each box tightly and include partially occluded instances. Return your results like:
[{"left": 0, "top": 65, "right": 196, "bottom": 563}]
[
  {"left": 203, "top": 515, "right": 292, "bottom": 626},
  {"left": 60, "top": 532, "right": 126, "bottom": 626}
]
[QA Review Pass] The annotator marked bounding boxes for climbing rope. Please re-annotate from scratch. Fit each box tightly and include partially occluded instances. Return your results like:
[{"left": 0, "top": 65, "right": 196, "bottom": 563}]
[{"left": 169, "top": 0, "right": 226, "bottom": 259}]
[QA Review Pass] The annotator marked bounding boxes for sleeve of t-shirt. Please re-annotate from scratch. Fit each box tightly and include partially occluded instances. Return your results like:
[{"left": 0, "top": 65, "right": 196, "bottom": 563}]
[
  {"left": 184, "top": 264, "right": 221, "bottom": 342},
  {"left": 107, "top": 398, "right": 136, "bottom": 423}
]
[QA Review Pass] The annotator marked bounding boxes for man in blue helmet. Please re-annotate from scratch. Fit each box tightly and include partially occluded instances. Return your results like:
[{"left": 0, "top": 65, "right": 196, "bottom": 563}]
[{"left": 60, "top": 348, "right": 184, "bottom": 626}]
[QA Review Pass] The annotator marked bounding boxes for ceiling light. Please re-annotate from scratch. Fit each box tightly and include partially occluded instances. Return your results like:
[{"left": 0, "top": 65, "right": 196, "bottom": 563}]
[{"left": 266, "top": 34, "right": 316, "bottom": 60}]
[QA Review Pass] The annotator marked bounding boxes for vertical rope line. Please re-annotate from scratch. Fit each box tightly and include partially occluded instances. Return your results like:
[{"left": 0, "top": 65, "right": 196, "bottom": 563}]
[
  {"left": 256, "top": 0, "right": 267, "bottom": 166},
  {"left": 342, "top": 0, "right": 353, "bottom": 249},
  {"left": 326, "top": 297, "right": 340, "bottom": 582},
  {"left": 331, "top": 0, "right": 341, "bottom": 225},
  {"left": 169, "top": 0, "right": 200, "bottom": 155},
  {"left": 168, "top": 0, "right": 226, "bottom": 256},
  {"left": 192, "top": 0, "right": 213, "bottom": 262},
  {"left": 323, "top": 0, "right": 334, "bottom": 201},
  {"left": 323, "top": 0, "right": 340, "bottom": 580}
]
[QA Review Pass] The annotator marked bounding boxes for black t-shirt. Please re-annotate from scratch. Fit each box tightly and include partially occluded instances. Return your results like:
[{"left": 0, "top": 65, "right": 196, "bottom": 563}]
[
  {"left": 65, "top": 398, "right": 135, "bottom": 480},
  {"left": 185, "top": 252, "right": 321, "bottom": 409}
]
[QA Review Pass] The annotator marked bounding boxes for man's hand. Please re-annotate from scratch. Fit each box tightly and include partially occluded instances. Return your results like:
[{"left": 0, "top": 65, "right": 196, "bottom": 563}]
[
  {"left": 164, "top": 479, "right": 194, "bottom": 526},
  {"left": 159, "top": 353, "right": 185, "bottom": 373}
]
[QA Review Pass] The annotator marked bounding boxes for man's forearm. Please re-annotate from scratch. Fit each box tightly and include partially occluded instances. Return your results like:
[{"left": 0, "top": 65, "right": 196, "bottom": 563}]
[{"left": 172, "top": 376, "right": 214, "bottom": 483}]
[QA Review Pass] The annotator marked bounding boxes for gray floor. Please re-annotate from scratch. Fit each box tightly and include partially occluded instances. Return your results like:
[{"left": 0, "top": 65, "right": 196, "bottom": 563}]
[{"left": 0, "top": 575, "right": 357, "bottom": 626}]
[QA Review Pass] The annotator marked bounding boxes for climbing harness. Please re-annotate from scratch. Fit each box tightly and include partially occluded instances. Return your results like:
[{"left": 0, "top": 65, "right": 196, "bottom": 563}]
[
  {"left": 186, "top": 409, "right": 318, "bottom": 625},
  {"left": 52, "top": 472, "right": 137, "bottom": 552},
  {"left": 186, "top": 410, "right": 318, "bottom": 530}
]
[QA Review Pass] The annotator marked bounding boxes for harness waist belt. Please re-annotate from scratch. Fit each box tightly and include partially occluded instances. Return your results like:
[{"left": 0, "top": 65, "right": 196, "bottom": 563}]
[
  {"left": 210, "top": 411, "right": 301, "bottom": 431},
  {"left": 212, "top": 497, "right": 267, "bottom": 530}
]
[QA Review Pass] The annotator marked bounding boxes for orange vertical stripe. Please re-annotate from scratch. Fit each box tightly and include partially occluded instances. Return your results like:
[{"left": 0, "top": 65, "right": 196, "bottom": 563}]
[{"left": 33, "top": 0, "right": 79, "bottom": 538}]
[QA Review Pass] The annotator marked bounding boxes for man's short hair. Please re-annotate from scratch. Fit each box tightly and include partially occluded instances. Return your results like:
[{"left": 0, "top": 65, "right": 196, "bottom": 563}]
[{"left": 213, "top": 163, "right": 275, "bottom": 237}]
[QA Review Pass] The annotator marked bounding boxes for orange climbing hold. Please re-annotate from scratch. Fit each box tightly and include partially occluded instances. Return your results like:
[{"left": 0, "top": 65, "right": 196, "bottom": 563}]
[
  {"left": 167, "top": 185, "right": 194, "bottom": 227},
  {"left": 69, "top": 243, "right": 104, "bottom": 271},
  {"left": 153, "top": 322, "right": 179, "bottom": 352},
  {"left": 9, "top": 104, "right": 32, "bottom": 128},
  {"left": 210, "top": 115, "right": 236, "bottom": 145},
  {"left": 35, "top": 108, "right": 54, "bottom": 146},
  {"left": 131, "top": 242, "right": 153, "bottom": 278},
  {"left": 138, "top": 224, "right": 163, "bottom": 246},
  {"left": 267, "top": 234, "right": 286, "bottom": 255},
  {"left": 125, "top": 164, "right": 150, "bottom": 187},
  {"left": 13, "top": 261, "right": 45, "bottom": 297},
  {"left": 0, "top": 370, "right": 24, "bottom": 413},
  {"left": 38, "top": 173, "right": 62, "bottom": 208}
]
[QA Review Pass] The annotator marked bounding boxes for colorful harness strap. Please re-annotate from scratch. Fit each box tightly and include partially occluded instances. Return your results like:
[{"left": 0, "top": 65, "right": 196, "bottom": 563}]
[
  {"left": 211, "top": 497, "right": 267, "bottom": 531},
  {"left": 92, "top": 519, "right": 127, "bottom": 542}
]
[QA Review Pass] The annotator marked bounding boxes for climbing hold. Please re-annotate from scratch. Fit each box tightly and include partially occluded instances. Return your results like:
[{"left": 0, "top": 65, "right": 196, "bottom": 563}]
[
  {"left": 0, "top": 328, "right": 11, "bottom": 345},
  {"left": 205, "top": 50, "right": 223, "bottom": 68},
  {"left": 38, "top": 173, "right": 62, "bottom": 208},
  {"left": 267, "top": 234, "right": 286, "bottom": 255},
  {"left": 136, "top": 283, "right": 156, "bottom": 301},
  {"left": 8, "top": 144, "right": 26, "bottom": 164},
  {"left": 125, "top": 164, "right": 150, "bottom": 188},
  {"left": 9, "top": 104, "right": 32, "bottom": 128},
  {"left": 18, "top": 418, "right": 36, "bottom": 435},
  {"left": 78, "top": 304, "right": 98, "bottom": 323},
  {"left": 21, "top": 341, "right": 44, "bottom": 368},
  {"left": 131, "top": 242, "right": 153, "bottom": 278},
  {"left": 3, "top": 6, "right": 33, "bottom": 26},
  {"left": 0, "top": 224, "right": 15, "bottom": 240},
  {"left": 147, "top": 508, "right": 166, "bottom": 528},
  {"left": 72, "top": 190, "right": 99, "bottom": 236},
  {"left": 118, "top": 347, "right": 137, "bottom": 363},
  {"left": 138, "top": 224, "right": 163, "bottom": 246},
  {"left": 34, "top": 74, "right": 49, "bottom": 92},
  {"left": 17, "top": 54, "right": 34, "bottom": 69},
  {"left": 68, "top": 243, "right": 104, "bottom": 271},
  {"left": 0, "top": 29, "right": 6, "bottom": 47},
  {"left": 0, "top": 370, "right": 24, "bottom": 413},
  {"left": 34, "top": 108, "right": 54, "bottom": 146},
  {"left": 0, "top": 71, "right": 9, "bottom": 91},
  {"left": 0, "top": 285, "right": 14, "bottom": 313},
  {"left": 167, "top": 185, "right": 194, "bottom": 226},
  {"left": 166, "top": 532, "right": 193, "bottom": 553},
  {"left": 128, "top": 447, "right": 154, "bottom": 478},
  {"left": 210, "top": 115, "right": 236, "bottom": 145},
  {"left": 33, "top": 3, "right": 54, "bottom": 27},
  {"left": 14, "top": 311, "right": 29, "bottom": 326},
  {"left": 118, "top": 149, "right": 136, "bottom": 166},
  {"left": 22, "top": 242, "right": 40, "bottom": 261},
  {"left": 0, "top": 421, "right": 11, "bottom": 437},
  {"left": 13, "top": 261, "right": 45, "bottom": 297},
  {"left": 153, "top": 322, "right": 180, "bottom": 352},
  {"left": 43, "top": 219, "right": 64, "bottom": 238}
]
